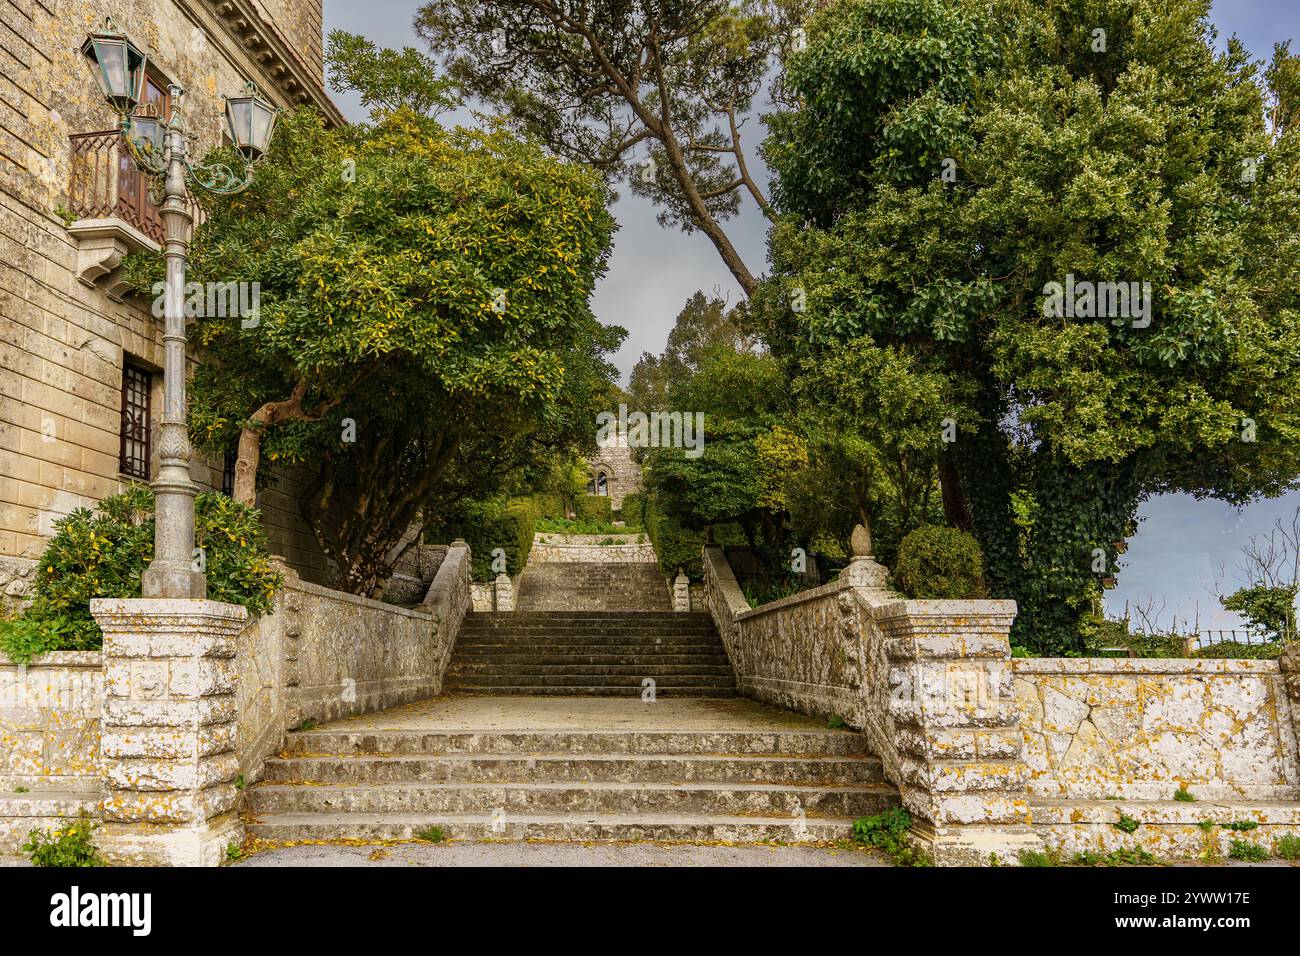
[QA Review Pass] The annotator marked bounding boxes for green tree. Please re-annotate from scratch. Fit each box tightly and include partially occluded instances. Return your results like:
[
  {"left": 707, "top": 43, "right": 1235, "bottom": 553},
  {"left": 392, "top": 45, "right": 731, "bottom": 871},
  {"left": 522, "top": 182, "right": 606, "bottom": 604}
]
[
  {"left": 125, "top": 36, "right": 621, "bottom": 594},
  {"left": 414, "top": 0, "right": 811, "bottom": 295},
  {"left": 756, "top": 0, "right": 1300, "bottom": 652},
  {"left": 629, "top": 291, "right": 755, "bottom": 410}
]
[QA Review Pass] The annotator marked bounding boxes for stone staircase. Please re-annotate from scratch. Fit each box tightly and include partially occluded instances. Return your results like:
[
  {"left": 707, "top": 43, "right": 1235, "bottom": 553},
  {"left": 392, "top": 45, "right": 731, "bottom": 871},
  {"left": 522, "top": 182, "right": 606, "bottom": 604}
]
[
  {"left": 245, "top": 703, "right": 897, "bottom": 844},
  {"left": 516, "top": 560, "right": 670, "bottom": 611},
  {"left": 443, "top": 611, "right": 737, "bottom": 697}
]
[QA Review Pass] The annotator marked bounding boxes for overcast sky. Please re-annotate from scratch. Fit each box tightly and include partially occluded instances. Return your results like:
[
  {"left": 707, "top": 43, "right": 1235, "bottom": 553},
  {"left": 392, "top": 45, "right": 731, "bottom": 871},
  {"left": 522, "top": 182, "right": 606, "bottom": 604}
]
[{"left": 322, "top": 0, "right": 1300, "bottom": 631}]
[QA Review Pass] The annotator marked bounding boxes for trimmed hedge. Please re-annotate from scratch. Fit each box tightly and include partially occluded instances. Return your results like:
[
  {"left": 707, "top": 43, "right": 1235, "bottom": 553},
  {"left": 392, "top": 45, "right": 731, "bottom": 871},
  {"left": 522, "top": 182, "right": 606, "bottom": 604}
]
[
  {"left": 894, "top": 525, "right": 987, "bottom": 600},
  {"left": 574, "top": 494, "right": 612, "bottom": 523},
  {"left": 643, "top": 495, "right": 704, "bottom": 580},
  {"left": 436, "top": 498, "right": 538, "bottom": 582},
  {"left": 531, "top": 492, "right": 568, "bottom": 521}
]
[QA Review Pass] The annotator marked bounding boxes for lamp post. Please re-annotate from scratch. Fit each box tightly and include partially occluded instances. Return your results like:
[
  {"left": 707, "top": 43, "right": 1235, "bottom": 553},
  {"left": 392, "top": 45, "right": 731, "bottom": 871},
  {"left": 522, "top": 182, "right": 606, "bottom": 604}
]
[{"left": 82, "top": 18, "right": 279, "bottom": 598}]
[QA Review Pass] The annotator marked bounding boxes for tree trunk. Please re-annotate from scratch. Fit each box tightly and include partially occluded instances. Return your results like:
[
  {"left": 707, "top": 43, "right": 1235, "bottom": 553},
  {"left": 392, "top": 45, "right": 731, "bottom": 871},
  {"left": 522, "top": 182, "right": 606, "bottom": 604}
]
[
  {"left": 939, "top": 450, "right": 974, "bottom": 533},
  {"left": 232, "top": 423, "right": 264, "bottom": 507},
  {"left": 231, "top": 380, "right": 326, "bottom": 508}
]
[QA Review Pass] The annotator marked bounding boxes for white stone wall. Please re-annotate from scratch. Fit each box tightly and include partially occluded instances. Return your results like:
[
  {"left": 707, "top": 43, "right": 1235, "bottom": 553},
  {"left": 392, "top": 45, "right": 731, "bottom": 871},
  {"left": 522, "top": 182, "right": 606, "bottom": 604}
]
[
  {"left": 0, "top": 650, "right": 102, "bottom": 790},
  {"left": 1014, "top": 658, "right": 1300, "bottom": 801},
  {"left": 530, "top": 533, "right": 656, "bottom": 564}
]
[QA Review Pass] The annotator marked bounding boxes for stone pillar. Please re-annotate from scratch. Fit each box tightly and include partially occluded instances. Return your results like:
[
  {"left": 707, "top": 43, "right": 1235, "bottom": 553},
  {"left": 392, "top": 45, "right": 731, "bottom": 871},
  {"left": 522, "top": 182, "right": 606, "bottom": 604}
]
[
  {"left": 494, "top": 573, "right": 514, "bottom": 612},
  {"left": 1282, "top": 643, "right": 1300, "bottom": 762},
  {"left": 673, "top": 571, "right": 691, "bottom": 612},
  {"left": 872, "top": 599, "right": 1041, "bottom": 865},
  {"left": 843, "top": 523, "right": 890, "bottom": 589},
  {"left": 92, "top": 598, "right": 248, "bottom": 866}
]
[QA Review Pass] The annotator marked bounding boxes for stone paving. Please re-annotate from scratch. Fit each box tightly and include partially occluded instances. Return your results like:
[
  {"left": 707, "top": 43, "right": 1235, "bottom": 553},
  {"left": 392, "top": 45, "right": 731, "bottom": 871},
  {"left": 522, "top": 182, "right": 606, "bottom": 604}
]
[
  {"left": 232, "top": 841, "right": 889, "bottom": 867},
  {"left": 313, "top": 694, "right": 831, "bottom": 733}
]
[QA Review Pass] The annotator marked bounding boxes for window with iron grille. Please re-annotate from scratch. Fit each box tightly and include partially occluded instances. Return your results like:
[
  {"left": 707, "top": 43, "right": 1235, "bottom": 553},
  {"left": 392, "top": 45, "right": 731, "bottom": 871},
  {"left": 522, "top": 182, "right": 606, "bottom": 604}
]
[
  {"left": 221, "top": 448, "right": 238, "bottom": 497},
  {"left": 119, "top": 364, "right": 152, "bottom": 480}
]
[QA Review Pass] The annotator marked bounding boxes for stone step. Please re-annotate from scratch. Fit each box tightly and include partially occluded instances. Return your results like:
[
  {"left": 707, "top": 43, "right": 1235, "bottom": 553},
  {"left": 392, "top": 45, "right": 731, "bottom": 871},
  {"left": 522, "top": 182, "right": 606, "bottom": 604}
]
[
  {"left": 262, "top": 750, "right": 884, "bottom": 783},
  {"left": 441, "top": 685, "right": 739, "bottom": 698},
  {"left": 459, "top": 624, "right": 720, "bottom": 634},
  {"left": 446, "top": 673, "right": 736, "bottom": 688},
  {"left": 467, "top": 616, "right": 712, "bottom": 624},
  {"left": 449, "top": 651, "right": 732, "bottom": 665},
  {"left": 446, "top": 663, "right": 736, "bottom": 677},
  {"left": 246, "top": 780, "right": 897, "bottom": 818},
  {"left": 262, "top": 753, "right": 884, "bottom": 785},
  {"left": 247, "top": 812, "right": 866, "bottom": 844},
  {"left": 281, "top": 729, "right": 875, "bottom": 757},
  {"left": 458, "top": 634, "right": 723, "bottom": 646}
]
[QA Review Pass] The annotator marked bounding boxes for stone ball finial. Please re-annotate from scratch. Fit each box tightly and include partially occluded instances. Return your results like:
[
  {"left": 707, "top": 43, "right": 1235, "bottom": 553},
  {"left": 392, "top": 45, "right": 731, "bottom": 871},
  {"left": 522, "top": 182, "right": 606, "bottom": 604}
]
[{"left": 851, "top": 522, "right": 873, "bottom": 557}]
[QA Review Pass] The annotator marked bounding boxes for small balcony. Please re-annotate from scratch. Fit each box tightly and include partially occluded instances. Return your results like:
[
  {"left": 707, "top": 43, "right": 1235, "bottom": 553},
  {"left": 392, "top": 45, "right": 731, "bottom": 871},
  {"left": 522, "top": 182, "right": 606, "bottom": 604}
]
[
  {"left": 69, "top": 129, "right": 166, "bottom": 245},
  {"left": 65, "top": 129, "right": 203, "bottom": 300}
]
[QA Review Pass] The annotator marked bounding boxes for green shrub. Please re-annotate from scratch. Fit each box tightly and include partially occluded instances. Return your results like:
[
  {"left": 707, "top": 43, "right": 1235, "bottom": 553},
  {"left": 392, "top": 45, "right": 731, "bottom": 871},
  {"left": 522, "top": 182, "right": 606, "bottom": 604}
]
[
  {"left": 535, "top": 516, "right": 630, "bottom": 536},
  {"left": 1114, "top": 814, "right": 1141, "bottom": 833},
  {"left": 851, "top": 807, "right": 930, "bottom": 866},
  {"left": 643, "top": 496, "right": 705, "bottom": 580},
  {"left": 1275, "top": 834, "right": 1300, "bottom": 860},
  {"left": 574, "top": 494, "right": 613, "bottom": 523},
  {"left": 1193, "top": 641, "right": 1283, "bottom": 660},
  {"left": 433, "top": 497, "right": 538, "bottom": 582},
  {"left": 416, "top": 825, "right": 445, "bottom": 843},
  {"left": 893, "top": 526, "right": 987, "bottom": 600},
  {"left": 22, "top": 813, "right": 103, "bottom": 867},
  {"left": 1017, "top": 848, "right": 1060, "bottom": 867},
  {"left": 531, "top": 492, "right": 568, "bottom": 521},
  {"left": 0, "top": 486, "right": 282, "bottom": 664},
  {"left": 1228, "top": 839, "right": 1269, "bottom": 862},
  {"left": 1173, "top": 788, "right": 1196, "bottom": 802},
  {"left": 741, "top": 577, "right": 803, "bottom": 608},
  {"left": 619, "top": 492, "right": 646, "bottom": 526}
]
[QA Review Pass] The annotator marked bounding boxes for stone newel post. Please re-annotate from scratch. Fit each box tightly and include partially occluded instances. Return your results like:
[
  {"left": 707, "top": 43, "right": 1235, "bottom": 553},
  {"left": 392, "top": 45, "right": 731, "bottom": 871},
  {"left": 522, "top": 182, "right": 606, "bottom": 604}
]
[
  {"left": 494, "top": 573, "right": 515, "bottom": 612},
  {"left": 673, "top": 571, "right": 691, "bottom": 612},
  {"left": 92, "top": 598, "right": 248, "bottom": 866}
]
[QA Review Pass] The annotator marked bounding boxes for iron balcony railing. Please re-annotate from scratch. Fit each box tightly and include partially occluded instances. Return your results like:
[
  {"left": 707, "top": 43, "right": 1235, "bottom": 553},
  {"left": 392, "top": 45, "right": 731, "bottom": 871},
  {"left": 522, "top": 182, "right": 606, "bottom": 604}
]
[{"left": 68, "top": 130, "right": 207, "bottom": 244}]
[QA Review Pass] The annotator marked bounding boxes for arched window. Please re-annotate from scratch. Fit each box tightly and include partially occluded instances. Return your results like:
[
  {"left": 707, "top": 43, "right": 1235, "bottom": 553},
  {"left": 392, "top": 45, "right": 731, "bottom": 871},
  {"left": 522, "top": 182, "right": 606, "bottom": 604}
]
[{"left": 596, "top": 472, "right": 608, "bottom": 496}]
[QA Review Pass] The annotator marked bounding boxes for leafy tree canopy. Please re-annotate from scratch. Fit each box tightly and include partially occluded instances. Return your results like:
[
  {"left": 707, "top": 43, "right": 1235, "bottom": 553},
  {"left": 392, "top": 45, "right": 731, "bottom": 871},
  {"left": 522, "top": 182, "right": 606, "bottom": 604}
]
[
  {"left": 124, "top": 34, "right": 622, "bottom": 594},
  {"left": 754, "top": 0, "right": 1300, "bottom": 651}
]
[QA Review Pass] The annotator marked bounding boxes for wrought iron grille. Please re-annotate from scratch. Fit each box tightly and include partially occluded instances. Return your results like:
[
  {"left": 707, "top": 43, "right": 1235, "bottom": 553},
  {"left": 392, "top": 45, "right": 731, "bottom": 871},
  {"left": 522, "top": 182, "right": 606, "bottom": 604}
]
[
  {"left": 119, "top": 364, "right": 152, "bottom": 479},
  {"left": 221, "top": 448, "right": 238, "bottom": 497}
]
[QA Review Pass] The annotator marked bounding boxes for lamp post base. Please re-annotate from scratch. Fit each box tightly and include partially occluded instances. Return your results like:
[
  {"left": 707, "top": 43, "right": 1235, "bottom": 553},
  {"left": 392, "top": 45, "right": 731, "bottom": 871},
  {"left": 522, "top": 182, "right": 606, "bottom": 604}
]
[{"left": 141, "top": 564, "right": 207, "bottom": 599}]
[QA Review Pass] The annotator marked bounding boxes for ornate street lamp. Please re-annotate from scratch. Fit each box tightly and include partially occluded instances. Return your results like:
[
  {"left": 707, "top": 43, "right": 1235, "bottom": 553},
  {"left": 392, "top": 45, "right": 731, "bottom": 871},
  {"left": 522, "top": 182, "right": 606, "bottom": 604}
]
[
  {"left": 82, "top": 18, "right": 280, "bottom": 599},
  {"left": 80, "top": 19, "right": 148, "bottom": 114}
]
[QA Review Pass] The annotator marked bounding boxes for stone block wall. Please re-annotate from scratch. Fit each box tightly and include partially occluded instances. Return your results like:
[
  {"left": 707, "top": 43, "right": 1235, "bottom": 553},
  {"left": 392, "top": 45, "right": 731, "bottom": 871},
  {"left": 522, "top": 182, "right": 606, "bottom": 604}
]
[
  {"left": 530, "top": 533, "right": 656, "bottom": 564},
  {"left": 1013, "top": 658, "right": 1300, "bottom": 801},
  {"left": 704, "top": 549, "right": 864, "bottom": 721},
  {"left": 0, "top": 650, "right": 102, "bottom": 790},
  {"left": 0, "top": 0, "right": 336, "bottom": 591}
]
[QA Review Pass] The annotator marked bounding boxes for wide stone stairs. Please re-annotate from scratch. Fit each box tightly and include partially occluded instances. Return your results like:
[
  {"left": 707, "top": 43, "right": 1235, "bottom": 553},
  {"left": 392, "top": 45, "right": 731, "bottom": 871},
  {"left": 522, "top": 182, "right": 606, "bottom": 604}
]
[
  {"left": 516, "top": 560, "right": 670, "bottom": 611},
  {"left": 244, "top": 700, "right": 897, "bottom": 844},
  {"left": 244, "top": 538, "right": 898, "bottom": 847},
  {"left": 443, "top": 611, "right": 737, "bottom": 697}
]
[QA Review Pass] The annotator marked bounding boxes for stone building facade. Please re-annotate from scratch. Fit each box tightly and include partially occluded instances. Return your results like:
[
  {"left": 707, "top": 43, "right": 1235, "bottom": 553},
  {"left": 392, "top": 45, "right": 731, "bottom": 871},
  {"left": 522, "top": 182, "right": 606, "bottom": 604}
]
[
  {"left": 586, "top": 435, "right": 642, "bottom": 513},
  {"left": 0, "top": 0, "right": 343, "bottom": 603}
]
